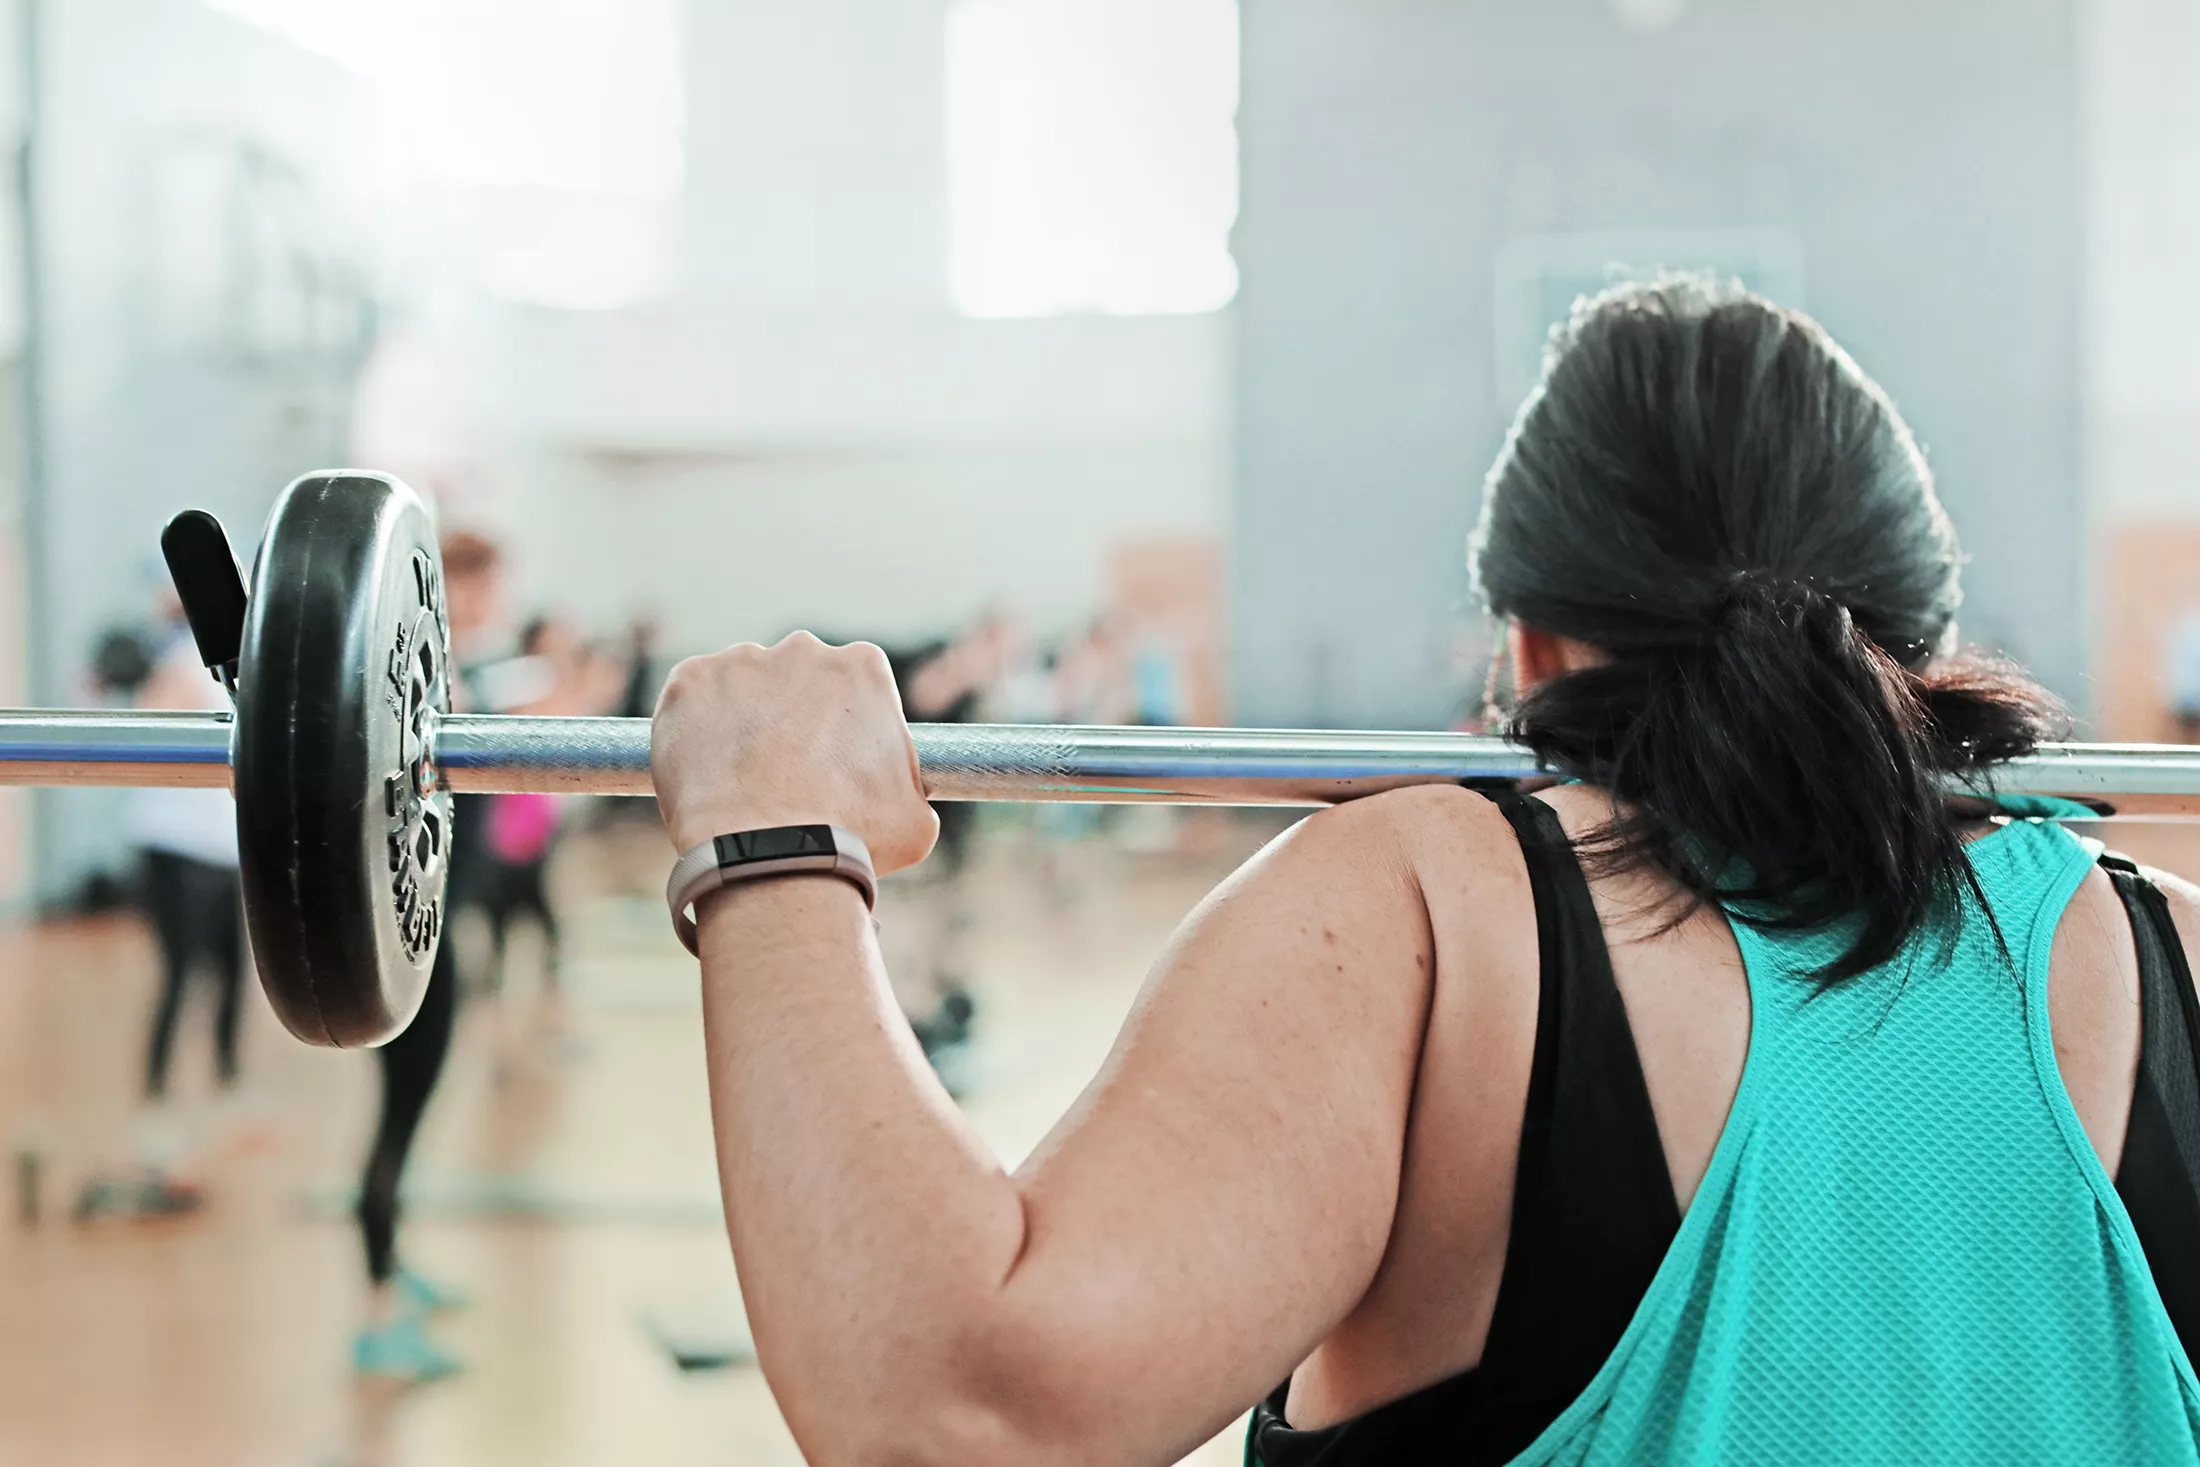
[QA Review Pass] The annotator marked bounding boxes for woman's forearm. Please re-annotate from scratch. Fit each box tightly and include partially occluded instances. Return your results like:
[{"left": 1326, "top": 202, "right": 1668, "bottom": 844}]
[
  {"left": 651, "top": 639, "right": 1438, "bottom": 1465},
  {"left": 695, "top": 875, "right": 1035, "bottom": 1463}
]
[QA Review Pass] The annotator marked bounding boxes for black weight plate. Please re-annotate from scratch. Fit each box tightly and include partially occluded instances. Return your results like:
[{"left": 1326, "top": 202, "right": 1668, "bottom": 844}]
[{"left": 236, "top": 472, "right": 451, "bottom": 1047}]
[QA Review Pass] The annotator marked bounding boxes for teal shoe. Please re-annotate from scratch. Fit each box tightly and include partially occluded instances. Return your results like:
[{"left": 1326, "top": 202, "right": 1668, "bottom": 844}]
[
  {"left": 394, "top": 1265, "right": 470, "bottom": 1314},
  {"left": 353, "top": 1315, "right": 461, "bottom": 1383}
]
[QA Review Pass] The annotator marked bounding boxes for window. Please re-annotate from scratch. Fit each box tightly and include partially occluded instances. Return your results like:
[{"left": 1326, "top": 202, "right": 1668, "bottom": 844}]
[
  {"left": 945, "top": 0, "right": 1239, "bottom": 319},
  {"left": 204, "top": 0, "right": 682, "bottom": 311}
]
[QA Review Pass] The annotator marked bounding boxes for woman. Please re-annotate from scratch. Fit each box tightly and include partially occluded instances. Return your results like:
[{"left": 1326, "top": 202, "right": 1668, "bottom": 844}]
[
  {"left": 76, "top": 596, "right": 248, "bottom": 1221},
  {"left": 352, "top": 530, "right": 504, "bottom": 1382},
  {"left": 130, "top": 602, "right": 247, "bottom": 1108},
  {"left": 475, "top": 618, "right": 583, "bottom": 995},
  {"left": 649, "top": 278, "right": 2200, "bottom": 1465}
]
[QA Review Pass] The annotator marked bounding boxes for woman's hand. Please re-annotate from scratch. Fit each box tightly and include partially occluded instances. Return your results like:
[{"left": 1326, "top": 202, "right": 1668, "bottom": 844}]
[{"left": 651, "top": 631, "right": 939, "bottom": 873}]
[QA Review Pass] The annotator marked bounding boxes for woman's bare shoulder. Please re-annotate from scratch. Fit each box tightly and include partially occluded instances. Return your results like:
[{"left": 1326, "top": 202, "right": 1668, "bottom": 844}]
[
  {"left": 1284, "top": 787, "right": 1535, "bottom": 955},
  {"left": 2134, "top": 860, "right": 2200, "bottom": 966},
  {"left": 1298, "top": 784, "right": 1525, "bottom": 874}
]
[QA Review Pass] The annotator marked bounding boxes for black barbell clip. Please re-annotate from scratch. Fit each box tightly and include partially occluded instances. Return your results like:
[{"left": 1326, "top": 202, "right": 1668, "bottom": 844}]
[{"left": 160, "top": 509, "right": 250, "bottom": 702}]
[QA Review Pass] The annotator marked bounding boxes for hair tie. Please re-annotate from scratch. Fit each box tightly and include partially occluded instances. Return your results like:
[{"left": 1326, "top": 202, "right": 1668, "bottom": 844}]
[{"left": 1702, "top": 568, "right": 1823, "bottom": 626}]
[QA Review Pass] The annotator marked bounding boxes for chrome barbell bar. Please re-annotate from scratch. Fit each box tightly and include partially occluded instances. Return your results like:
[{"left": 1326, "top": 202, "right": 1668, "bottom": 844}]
[{"left": 4, "top": 708, "right": 2200, "bottom": 818}]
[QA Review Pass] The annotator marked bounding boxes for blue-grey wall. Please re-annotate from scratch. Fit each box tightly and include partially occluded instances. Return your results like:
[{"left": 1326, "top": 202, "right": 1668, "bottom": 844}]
[
  {"left": 1231, "top": 0, "right": 2085, "bottom": 729},
  {"left": 24, "top": 0, "right": 376, "bottom": 897}
]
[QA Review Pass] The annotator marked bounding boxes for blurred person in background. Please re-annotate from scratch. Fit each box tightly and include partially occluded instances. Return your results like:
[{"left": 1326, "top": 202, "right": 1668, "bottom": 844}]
[
  {"left": 597, "top": 616, "right": 669, "bottom": 829},
  {"left": 1055, "top": 616, "right": 1135, "bottom": 726},
  {"left": 1118, "top": 625, "right": 1193, "bottom": 857},
  {"left": 1129, "top": 627, "right": 1187, "bottom": 730},
  {"left": 2165, "top": 607, "right": 2200, "bottom": 743},
  {"left": 878, "top": 615, "right": 1020, "bottom": 1096},
  {"left": 1026, "top": 618, "right": 1135, "bottom": 894},
  {"left": 351, "top": 528, "right": 505, "bottom": 1382},
  {"left": 132, "top": 595, "right": 247, "bottom": 1110},
  {"left": 474, "top": 615, "right": 628, "bottom": 1026},
  {"left": 475, "top": 617, "right": 577, "bottom": 998},
  {"left": 76, "top": 590, "right": 248, "bottom": 1218},
  {"left": 344, "top": 335, "right": 507, "bottom": 1376},
  {"left": 87, "top": 625, "right": 157, "bottom": 706},
  {"left": 615, "top": 614, "right": 663, "bottom": 721},
  {"left": 995, "top": 638, "right": 1062, "bottom": 727}
]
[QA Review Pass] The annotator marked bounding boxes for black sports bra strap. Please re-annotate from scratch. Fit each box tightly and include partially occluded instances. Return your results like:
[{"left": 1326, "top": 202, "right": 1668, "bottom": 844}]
[
  {"left": 2101, "top": 858, "right": 2200, "bottom": 1363},
  {"left": 1476, "top": 793, "right": 1680, "bottom": 1385}
]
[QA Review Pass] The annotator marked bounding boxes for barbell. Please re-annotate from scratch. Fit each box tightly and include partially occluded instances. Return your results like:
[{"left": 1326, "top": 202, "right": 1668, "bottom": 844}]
[{"left": 9, "top": 471, "right": 2200, "bottom": 1051}]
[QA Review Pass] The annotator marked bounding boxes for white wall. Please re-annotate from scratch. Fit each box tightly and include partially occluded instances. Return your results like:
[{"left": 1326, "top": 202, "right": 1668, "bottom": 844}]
[
  {"left": 506, "top": 427, "right": 1224, "bottom": 651},
  {"left": 2083, "top": 0, "right": 2200, "bottom": 519},
  {"left": 439, "top": 0, "right": 1229, "bottom": 656},
  {"left": 26, "top": 0, "right": 377, "bottom": 895},
  {"left": 682, "top": 0, "right": 947, "bottom": 312},
  {"left": 0, "top": 0, "right": 27, "bottom": 910}
]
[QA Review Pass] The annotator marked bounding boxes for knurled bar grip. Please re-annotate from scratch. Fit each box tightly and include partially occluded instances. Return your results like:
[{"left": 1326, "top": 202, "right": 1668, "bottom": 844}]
[{"left": 6, "top": 707, "right": 2200, "bottom": 817}]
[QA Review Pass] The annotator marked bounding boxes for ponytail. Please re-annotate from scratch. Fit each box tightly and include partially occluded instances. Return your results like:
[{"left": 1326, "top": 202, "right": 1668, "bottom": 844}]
[{"left": 1509, "top": 572, "right": 2065, "bottom": 978}]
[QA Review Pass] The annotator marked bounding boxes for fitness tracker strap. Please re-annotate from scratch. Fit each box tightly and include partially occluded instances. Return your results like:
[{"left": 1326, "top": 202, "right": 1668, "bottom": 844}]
[{"left": 666, "top": 825, "right": 877, "bottom": 956}]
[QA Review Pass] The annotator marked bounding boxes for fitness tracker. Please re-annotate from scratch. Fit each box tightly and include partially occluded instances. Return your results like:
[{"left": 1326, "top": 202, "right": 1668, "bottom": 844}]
[{"left": 666, "top": 825, "right": 877, "bottom": 955}]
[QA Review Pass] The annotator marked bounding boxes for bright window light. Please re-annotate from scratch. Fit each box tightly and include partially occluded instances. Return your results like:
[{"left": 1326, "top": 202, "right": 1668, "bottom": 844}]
[
  {"left": 946, "top": 0, "right": 1239, "bottom": 319},
  {"left": 203, "top": 0, "right": 682, "bottom": 311}
]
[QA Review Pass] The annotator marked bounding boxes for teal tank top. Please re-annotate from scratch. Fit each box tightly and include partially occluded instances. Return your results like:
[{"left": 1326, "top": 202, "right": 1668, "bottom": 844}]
[{"left": 1506, "top": 805, "right": 2200, "bottom": 1465}]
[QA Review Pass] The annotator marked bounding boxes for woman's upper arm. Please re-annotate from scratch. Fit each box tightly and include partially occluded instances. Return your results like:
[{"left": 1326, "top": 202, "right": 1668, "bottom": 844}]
[{"left": 975, "top": 787, "right": 1516, "bottom": 1463}]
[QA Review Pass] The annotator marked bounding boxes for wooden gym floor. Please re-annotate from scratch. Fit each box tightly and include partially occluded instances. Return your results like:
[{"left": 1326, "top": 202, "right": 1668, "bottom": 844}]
[{"left": 0, "top": 811, "right": 1268, "bottom": 1467}]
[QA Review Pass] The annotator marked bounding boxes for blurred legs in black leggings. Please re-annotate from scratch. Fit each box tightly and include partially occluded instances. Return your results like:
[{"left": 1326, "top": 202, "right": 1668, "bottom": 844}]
[
  {"left": 356, "top": 935, "right": 459, "bottom": 1285},
  {"left": 140, "top": 849, "right": 244, "bottom": 1100},
  {"left": 356, "top": 791, "right": 482, "bottom": 1293},
  {"left": 481, "top": 855, "right": 560, "bottom": 990}
]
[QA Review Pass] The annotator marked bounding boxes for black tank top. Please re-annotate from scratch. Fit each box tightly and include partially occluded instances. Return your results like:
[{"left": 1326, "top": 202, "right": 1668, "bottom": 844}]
[{"left": 1247, "top": 794, "right": 2200, "bottom": 1466}]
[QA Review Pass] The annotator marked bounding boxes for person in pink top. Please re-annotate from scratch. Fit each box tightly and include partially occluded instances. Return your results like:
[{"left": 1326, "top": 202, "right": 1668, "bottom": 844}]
[{"left": 474, "top": 617, "right": 627, "bottom": 992}]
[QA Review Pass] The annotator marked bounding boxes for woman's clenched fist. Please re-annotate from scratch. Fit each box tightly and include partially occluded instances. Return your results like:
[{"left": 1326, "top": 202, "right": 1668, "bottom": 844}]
[{"left": 650, "top": 632, "right": 939, "bottom": 875}]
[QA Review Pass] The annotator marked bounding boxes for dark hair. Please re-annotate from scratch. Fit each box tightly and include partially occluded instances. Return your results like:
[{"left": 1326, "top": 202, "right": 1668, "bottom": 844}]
[{"left": 1469, "top": 276, "right": 2066, "bottom": 978}]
